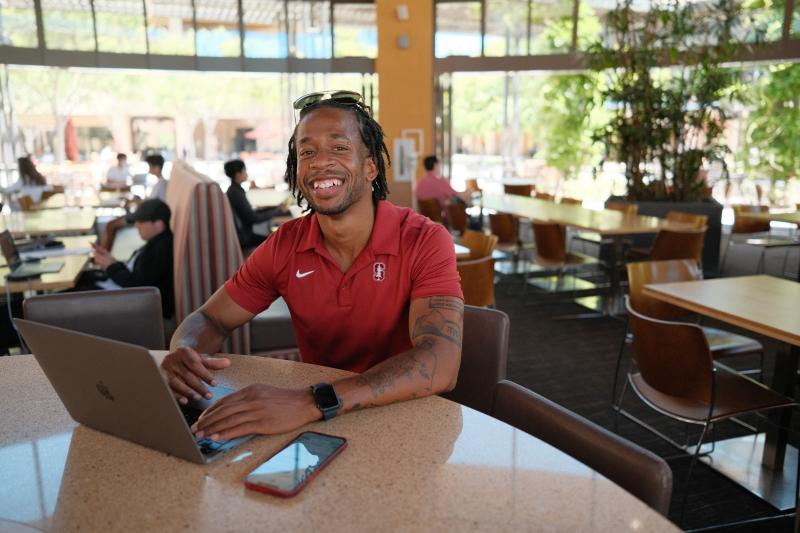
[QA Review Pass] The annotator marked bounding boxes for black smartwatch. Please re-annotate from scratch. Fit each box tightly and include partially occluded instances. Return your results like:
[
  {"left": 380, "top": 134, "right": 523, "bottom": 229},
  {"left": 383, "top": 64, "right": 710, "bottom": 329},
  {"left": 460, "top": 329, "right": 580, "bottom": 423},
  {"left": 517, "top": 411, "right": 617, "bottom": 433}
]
[{"left": 310, "top": 383, "right": 343, "bottom": 421}]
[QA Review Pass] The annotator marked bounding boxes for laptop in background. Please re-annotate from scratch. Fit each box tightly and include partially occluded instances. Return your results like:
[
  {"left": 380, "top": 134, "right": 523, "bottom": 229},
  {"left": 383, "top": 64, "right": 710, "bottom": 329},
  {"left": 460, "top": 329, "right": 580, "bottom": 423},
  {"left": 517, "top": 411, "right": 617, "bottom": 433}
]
[
  {"left": 0, "top": 230, "right": 63, "bottom": 280},
  {"left": 14, "top": 318, "right": 253, "bottom": 464}
]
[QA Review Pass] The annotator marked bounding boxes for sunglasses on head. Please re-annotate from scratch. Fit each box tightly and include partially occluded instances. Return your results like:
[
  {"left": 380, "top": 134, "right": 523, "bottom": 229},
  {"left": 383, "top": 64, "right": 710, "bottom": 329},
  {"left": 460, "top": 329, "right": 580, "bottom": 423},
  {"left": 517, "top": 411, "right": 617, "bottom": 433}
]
[{"left": 292, "top": 90, "right": 372, "bottom": 117}]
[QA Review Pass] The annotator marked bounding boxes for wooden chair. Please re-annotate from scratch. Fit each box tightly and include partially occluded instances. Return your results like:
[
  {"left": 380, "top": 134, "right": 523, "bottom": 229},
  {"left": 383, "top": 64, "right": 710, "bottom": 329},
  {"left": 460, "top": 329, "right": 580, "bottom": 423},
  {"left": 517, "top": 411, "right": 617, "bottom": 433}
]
[
  {"left": 492, "top": 380, "right": 672, "bottom": 516},
  {"left": 17, "top": 195, "right": 35, "bottom": 212},
  {"left": 440, "top": 305, "right": 509, "bottom": 415},
  {"left": 572, "top": 201, "right": 638, "bottom": 252},
  {"left": 534, "top": 192, "right": 554, "bottom": 201},
  {"left": 417, "top": 198, "right": 444, "bottom": 224},
  {"left": 722, "top": 205, "right": 796, "bottom": 275},
  {"left": 465, "top": 178, "right": 481, "bottom": 194},
  {"left": 23, "top": 287, "right": 165, "bottom": 350},
  {"left": 460, "top": 230, "right": 498, "bottom": 260},
  {"left": 628, "top": 227, "right": 706, "bottom": 263},
  {"left": 606, "top": 201, "right": 638, "bottom": 216},
  {"left": 612, "top": 259, "right": 764, "bottom": 404},
  {"left": 457, "top": 256, "right": 496, "bottom": 307},
  {"left": 489, "top": 213, "right": 533, "bottom": 274},
  {"left": 559, "top": 197, "right": 582, "bottom": 205},
  {"left": 503, "top": 184, "right": 532, "bottom": 197},
  {"left": 732, "top": 205, "right": 770, "bottom": 234},
  {"left": 666, "top": 210, "right": 708, "bottom": 229},
  {"left": 446, "top": 202, "right": 468, "bottom": 235},
  {"left": 526, "top": 220, "right": 598, "bottom": 301},
  {"left": 617, "top": 298, "right": 795, "bottom": 524}
]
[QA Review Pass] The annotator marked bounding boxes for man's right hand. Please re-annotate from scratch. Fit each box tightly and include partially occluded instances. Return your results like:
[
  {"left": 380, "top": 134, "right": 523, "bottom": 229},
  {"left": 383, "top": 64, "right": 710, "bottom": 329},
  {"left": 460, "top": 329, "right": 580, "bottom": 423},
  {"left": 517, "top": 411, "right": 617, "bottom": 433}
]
[{"left": 161, "top": 346, "right": 231, "bottom": 404}]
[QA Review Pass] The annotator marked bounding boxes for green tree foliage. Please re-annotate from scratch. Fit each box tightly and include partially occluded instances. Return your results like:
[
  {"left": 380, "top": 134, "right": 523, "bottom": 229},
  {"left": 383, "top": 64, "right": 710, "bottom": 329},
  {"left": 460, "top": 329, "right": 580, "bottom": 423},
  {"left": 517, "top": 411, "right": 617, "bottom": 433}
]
[{"left": 744, "top": 63, "right": 800, "bottom": 181}]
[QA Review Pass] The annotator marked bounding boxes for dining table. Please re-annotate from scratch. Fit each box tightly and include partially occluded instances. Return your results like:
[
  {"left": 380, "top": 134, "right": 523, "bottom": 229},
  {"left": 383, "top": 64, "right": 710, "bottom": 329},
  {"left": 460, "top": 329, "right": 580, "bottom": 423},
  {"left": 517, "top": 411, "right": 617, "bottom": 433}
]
[
  {"left": 0, "top": 352, "right": 679, "bottom": 532},
  {"left": 0, "top": 235, "right": 95, "bottom": 294},
  {"left": 643, "top": 274, "right": 800, "bottom": 510},
  {"left": 0, "top": 208, "right": 97, "bottom": 238}
]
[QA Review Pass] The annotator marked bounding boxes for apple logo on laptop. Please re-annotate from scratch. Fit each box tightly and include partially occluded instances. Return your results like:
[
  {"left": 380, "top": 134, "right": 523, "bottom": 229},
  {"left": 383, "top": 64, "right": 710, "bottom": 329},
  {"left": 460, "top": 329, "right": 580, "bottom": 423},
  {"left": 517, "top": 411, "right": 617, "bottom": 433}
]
[{"left": 96, "top": 381, "right": 115, "bottom": 401}]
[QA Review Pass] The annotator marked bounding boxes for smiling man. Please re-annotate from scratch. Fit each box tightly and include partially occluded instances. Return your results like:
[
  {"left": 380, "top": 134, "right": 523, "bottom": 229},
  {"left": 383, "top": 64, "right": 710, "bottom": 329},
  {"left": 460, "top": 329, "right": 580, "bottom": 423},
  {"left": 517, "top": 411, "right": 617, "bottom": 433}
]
[{"left": 161, "top": 91, "right": 464, "bottom": 441}]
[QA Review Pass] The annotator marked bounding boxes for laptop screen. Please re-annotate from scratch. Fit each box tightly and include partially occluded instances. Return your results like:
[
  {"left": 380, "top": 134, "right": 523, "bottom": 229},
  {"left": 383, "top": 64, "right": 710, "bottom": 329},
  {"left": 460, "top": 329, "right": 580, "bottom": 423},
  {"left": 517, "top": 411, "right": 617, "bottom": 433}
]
[{"left": 0, "top": 230, "right": 21, "bottom": 267}]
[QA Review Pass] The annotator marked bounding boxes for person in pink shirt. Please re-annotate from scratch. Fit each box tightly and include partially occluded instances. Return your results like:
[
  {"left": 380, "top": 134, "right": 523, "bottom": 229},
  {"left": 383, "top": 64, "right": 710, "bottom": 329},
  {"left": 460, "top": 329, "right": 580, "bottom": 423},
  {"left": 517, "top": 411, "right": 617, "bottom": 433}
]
[{"left": 416, "top": 155, "right": 469, "bottom": 209}]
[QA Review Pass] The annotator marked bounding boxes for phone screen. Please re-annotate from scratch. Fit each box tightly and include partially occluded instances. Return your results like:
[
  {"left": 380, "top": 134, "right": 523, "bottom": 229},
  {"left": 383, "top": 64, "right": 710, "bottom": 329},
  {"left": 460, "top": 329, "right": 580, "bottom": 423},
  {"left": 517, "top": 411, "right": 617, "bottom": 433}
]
[{"left": 245, "top": 432, "right": 346, "bottom": 496}]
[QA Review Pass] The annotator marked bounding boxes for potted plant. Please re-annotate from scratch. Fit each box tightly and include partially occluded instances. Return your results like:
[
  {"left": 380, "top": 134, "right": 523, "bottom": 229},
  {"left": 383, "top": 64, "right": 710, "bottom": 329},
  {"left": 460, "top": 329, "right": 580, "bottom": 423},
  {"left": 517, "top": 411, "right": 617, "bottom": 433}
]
[{"left": 587, "top": 0, "right": 746, "bottom": 275}]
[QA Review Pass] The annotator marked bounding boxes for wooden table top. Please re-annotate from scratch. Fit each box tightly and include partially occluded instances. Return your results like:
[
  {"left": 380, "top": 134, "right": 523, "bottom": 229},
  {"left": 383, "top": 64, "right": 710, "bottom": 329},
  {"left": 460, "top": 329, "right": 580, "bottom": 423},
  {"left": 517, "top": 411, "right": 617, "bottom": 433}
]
[
  {"left": 37, "top": 192, "right": 129, "bottom": 210},
  {"left": 482, "top": 193, "right": 687, "bottom": 235},
  {"left": 643, "top": 275, "right": 800, "bottom": 346},
  {"left": 0, "top": 235, "right": 94, "bottom": 293},
  {"left": 247, "top": 188, "right": 292, "bottom": 209},
  {"left": 0, "top": 209, "right": 97, "bottom": 238},
  {"left": 739, "top": 211, "right": 800, "bottom": 225},
  {"left": 0, "top": 354, "right": 677, "bottom": 532}
]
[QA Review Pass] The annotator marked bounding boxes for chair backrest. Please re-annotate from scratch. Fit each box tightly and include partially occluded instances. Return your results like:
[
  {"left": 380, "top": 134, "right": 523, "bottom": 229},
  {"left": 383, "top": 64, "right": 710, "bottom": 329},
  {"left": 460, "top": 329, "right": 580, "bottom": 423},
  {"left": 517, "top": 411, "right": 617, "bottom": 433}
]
[
  {"left": 626, "top": 259, "right": 701, "bottom": 320},
  {"left": 457, "top": 256, "right": 495, "bottom": 307},
  {"left": 417, "top": 198, "right": 443, "bottom": 224},
  {"left": 489, "top": 213, "right": 518, "bottom": 245},
  {"left": 532, "top": 220, "right": 566, "bottom": 262},
  {"left": 440, "top": 305, "right": 509, "bottom": 415},
  {"left": 732, "top": 205, "right": 770, "bottom": 234},
  {"left": 491, "top": 380, "right": 673, "bottom": 516},
  {"left": 17, "top": 195, "right": 34, "bottom": 211},
  {"left": 460, "top": 229, "right": 498, "bottom": 259},
  {"left": 465, "top": 178, "right": 481, "bottom": 193},
  {"left": 23, "top": 287, "right": 165, "bottom": 350},
  {"left": 447, "top": 203, "right": 468, "bottom": 234},
  {"left": 626, "top": 297, "right": 713, "bottom": 405},
  {"left": 649, "top": 227, "right": 706, "bottom": 262},
  {"left": 606, "top": 201, "right": 638, "bottom": 216},
  {"left": 560, "top": 197, "right": 582, "bottom": 205},
  {"left": 666, "top": 210, "right": 707, "bottom": 229},
  {"left": 166, "top": 160, "right": 249, "bottom": 354},
  {"left": 535, "top": 192, "right": 555, "bottom": 201},
  {"left": 503, "top": 184, "right": 532, "bottom": 197}
]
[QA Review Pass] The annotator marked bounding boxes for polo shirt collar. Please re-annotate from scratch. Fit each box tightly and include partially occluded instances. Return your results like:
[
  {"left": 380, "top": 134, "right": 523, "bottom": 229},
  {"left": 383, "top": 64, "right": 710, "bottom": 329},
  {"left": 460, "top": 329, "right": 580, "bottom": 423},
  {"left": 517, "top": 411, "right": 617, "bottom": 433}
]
[{"left": 296, "top": 200, "right": 401, "bottom": 256}]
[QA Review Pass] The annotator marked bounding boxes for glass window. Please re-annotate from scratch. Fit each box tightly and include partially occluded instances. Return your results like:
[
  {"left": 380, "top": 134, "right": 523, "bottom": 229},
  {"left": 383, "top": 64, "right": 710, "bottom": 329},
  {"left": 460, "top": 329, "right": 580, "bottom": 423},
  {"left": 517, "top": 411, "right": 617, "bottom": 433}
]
[
  {"left": 737, "top": 0, "right": 784, "bottom": 43},
  {"left": 529, "top": 0, "right": 574, "bottom": 54},
  {"left": 243, "top": 0, "right": 287, "bottom": 58},
  {"left": 95, "top": 0, "right": 147, "bottom": 53},
  {"left": 147, "top": 0, "right": 195, "bottom": 55},
  {"left": 484, "top": 0, "right": 528, "bottom": 56},
  {"left": 435, "top": 2, "right": 482, "bottom": 58},
  {"left": 333, "top": 3, "right": 377, "bottom": 58},
  {"left": 794, "top": 2, "right": 800, "bottom": 37},
  {"left": 287, "top": 1, "right": 331, "bottom": 59},
  {"left": 0, "top": 0, "right": 38, "bottom": 48},
  {"left": 195, "top": 0, "right": 241, "bottom": 57},
  {"left": 41, "top": 0, "right": 95, "bottom": 51}
]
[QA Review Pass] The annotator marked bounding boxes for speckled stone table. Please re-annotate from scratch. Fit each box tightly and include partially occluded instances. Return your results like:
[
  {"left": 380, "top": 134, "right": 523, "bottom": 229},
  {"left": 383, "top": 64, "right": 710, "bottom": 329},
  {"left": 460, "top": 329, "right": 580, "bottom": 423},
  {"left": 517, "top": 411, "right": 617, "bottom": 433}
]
[{"left": 0, "top": 353, "right": 679, "bottom": 532}]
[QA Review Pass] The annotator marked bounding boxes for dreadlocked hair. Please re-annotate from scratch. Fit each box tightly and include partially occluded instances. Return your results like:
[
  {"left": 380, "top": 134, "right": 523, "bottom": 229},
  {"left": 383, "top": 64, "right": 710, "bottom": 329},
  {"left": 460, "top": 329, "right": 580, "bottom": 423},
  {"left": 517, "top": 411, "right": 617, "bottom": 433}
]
[{"left": 285, "top": 100, "right": 391, "bottom": 211}]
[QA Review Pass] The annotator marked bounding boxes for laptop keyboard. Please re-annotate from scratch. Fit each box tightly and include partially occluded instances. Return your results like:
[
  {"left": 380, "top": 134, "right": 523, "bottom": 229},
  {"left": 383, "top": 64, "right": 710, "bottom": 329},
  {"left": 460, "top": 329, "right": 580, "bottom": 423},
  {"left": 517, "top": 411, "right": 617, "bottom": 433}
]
[{"left": 179, "top": 404, "right": 231, "bottom": 455}]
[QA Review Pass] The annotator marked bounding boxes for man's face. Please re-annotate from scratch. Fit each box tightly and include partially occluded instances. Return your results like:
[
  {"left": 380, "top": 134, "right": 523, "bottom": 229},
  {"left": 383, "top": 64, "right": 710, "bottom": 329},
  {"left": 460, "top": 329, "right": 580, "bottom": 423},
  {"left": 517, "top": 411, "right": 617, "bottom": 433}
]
[
  {"left": 294, "top": 107, "right": 377, "bottom": 216},
  {"left": 148, "top": 164, "right": 160, "bottom": 176},
  {"left": 118, "top": 156, "right": 126, "bottom": 166},
  {"left": 134, "top": 220, "right": 163, "bottom": 241},
  {"left": 236, "top": 169, "right": 249, "bottom": 184}
]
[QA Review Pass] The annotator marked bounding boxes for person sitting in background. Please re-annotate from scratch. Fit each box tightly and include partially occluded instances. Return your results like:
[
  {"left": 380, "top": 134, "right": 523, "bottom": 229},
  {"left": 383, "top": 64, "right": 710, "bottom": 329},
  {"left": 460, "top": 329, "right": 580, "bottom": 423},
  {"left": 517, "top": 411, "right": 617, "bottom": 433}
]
[
  {"left": 1, "top": 156, "right": 52, "bottom": 207},
  {"left": 224, "top": 159, "right": 289, "bottom": 249},
  {"left": 89, "top": 199, "right": 174, "bottom": 318},
  {"left": 104, "top": 153, "right": 131, "bottom": 188},
  {"left": 146, "top": 154, "right": 168, "bottom": 201},
  {"left": 416, "top": 155, "right": 470, "bottom": 209}
]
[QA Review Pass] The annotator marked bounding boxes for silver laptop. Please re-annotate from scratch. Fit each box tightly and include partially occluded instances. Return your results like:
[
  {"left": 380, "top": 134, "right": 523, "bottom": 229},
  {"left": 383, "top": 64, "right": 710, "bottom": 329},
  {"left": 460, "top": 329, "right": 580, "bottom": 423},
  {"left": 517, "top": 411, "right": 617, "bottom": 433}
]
[
  {"left": 15, "top": 318, "right": 253, "bottom": 464},
  {"left": 0, "top": 230, "right": 63, "bottom": 280}
]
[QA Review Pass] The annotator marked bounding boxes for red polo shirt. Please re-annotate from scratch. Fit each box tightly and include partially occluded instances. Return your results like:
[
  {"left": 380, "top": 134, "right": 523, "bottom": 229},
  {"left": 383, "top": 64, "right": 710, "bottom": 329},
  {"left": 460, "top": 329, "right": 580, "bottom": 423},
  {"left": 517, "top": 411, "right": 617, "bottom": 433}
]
[{"left": 224, "top": 200, "right": 463, "bottom": 372}]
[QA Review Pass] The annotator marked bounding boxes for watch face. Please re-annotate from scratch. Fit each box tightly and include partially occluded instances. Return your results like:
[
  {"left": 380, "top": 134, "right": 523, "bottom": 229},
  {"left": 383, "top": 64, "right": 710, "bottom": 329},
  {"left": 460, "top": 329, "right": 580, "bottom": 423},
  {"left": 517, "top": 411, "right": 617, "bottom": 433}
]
[{"left": 315, "top": 384, "right": 339, "bottom": 409}]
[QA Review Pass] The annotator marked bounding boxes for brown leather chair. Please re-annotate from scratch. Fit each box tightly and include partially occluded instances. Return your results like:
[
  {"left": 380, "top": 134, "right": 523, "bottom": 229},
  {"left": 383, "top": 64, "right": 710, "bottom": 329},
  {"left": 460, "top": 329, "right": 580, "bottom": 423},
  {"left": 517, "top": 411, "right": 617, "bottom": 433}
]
[
  {"left": 23, "top": 287, "right": 165, "bottom": 350},
  {"left": 440, "top": 305, "right": 509, "bottom": 415},
  {"left": 619, "top": 298, "right": 795, "bottom": 523},
  {"left": 460, "top": 230, "right": 498, "bottom": 260},
  {"left": 417, "top": 198, "right": 444, "bottom": 224},
  {"left": 492, "top": 380, "right": 672, "bottom": 516},
  {"left": 446, "top": 203, "right": 468, "bottom": 235},
  {"left": 527, "top": 220, "right": 597, "bottom": 299},
  {"left": 613, "top": 260, "right": 763, "bottom": 403},
  {"left": 503, "top": 184, "right": 532, "bottom": 197},
  {"left": 457, "top": 255, "right": 495, "bottom": 307},
  {"left": 534, "top": 192, "right": 554, "bottom": 201},
  {"left": 666, "top": 210, "right": 707, "bottom": 229}
]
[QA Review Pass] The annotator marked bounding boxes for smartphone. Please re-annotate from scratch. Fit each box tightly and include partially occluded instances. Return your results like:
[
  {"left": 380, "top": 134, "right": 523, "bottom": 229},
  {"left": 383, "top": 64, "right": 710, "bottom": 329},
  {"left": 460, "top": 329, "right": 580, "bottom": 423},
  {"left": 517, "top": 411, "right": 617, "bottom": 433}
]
[{"left": 244, "top": 431, "right": 347, "bottom": 497}]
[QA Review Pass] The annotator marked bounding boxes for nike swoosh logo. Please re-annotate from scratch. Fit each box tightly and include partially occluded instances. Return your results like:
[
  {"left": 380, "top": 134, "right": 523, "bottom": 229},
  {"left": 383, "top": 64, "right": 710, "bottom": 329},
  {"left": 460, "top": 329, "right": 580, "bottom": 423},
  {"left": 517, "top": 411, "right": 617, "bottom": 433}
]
[{"left": 295, "top": 269, "right": 315, "bottom": 279}]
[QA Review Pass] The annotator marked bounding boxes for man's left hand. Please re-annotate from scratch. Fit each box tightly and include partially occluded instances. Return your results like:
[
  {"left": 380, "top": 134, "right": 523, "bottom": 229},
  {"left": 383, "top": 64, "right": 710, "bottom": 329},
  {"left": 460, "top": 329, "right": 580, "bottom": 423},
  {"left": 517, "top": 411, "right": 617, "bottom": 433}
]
[
  {"left": 91, "top": 243, "right": 116, "bottom": 269},
  {"left": 192, "top": 384, "right": 321, "bottom": 440}
]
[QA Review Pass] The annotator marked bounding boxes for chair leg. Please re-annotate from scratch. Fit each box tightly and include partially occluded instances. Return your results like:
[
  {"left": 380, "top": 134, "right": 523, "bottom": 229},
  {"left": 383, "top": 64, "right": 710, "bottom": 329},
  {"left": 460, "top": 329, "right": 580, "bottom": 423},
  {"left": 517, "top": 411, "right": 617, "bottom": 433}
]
[
  {"left": 680, "top": 422, "right": 712, "bottom": 526},
  {"left": 719, "top": 238, "right": 732, "bottom": 276},
  {"left": 611, "top": 329, "right": 630, "bottom": 406},
  {"left": 780, "top": 248, "right": 791, "bottom": 279},
  {"left": 612, "top": 377, "right": 629, "bottom": 434},
  {"left": 757, "top": 248, "right": 767, "bottom": 274}
]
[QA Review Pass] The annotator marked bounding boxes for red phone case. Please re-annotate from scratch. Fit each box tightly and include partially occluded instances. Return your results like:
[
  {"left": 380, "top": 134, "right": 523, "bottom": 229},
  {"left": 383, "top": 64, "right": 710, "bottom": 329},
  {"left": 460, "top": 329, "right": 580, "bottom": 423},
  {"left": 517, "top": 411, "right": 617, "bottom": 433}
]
[{"left": 244, "top": 431, "right": 347, "bottom": 498}]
